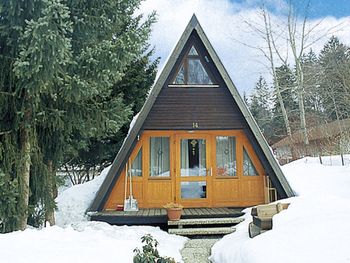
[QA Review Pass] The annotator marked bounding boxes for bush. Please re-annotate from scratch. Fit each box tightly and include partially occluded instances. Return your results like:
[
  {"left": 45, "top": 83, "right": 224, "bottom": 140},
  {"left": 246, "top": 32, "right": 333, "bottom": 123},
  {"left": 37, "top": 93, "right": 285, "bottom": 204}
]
[{"left": 133, "top": 234, "right": 176, "bottom": 263}]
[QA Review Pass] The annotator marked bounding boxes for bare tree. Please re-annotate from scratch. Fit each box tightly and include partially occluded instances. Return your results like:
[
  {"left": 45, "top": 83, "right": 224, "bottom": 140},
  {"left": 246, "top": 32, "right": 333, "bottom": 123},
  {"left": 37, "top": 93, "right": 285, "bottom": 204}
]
[{"left": 241, "top": 6, "right": 292, "bottom": 138}]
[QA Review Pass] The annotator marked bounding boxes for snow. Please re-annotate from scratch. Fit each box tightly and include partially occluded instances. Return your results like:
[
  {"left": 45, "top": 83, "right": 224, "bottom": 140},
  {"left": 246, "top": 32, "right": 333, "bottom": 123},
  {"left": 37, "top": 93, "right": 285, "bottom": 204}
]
[
  {"left": 2, "top": 155, "right": 350, "bottom": 263},
  {"left": 0, "top": 166, "right": 187, "bottom": 263},
  {"left": 0, "top": 222, "right": 185, "bottom": 263},
  {"left": 210, "top": 155, "right": 350, "bottom": 263},
  {"left": 55, "top": 166, "right": 109, "bottom": 226}
]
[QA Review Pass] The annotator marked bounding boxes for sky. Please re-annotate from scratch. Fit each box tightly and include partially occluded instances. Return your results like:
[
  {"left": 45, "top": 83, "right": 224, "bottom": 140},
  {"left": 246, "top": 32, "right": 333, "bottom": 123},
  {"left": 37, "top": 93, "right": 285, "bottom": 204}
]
[{"left": 139, "top": 0, "right": 350, "bottom": 96}]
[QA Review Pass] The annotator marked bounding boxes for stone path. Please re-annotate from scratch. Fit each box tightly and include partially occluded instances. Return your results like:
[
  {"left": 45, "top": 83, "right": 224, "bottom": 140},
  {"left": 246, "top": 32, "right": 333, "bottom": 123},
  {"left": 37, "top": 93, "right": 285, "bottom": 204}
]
[{"left": 180, "top": 237, "right": 219, "bottom": 263}]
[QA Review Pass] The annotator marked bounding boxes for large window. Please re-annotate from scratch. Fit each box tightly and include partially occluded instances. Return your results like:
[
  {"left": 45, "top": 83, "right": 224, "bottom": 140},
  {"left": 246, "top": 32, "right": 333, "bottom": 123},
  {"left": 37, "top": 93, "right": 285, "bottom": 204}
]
[
  {"left": 173, "top": 45, "right": 213, "bottom": 85},
  {"left": 150, "top": 137, "right": 170, "bottom": 177},
  {"left": 243, "top": 147, "right": 258, "bottom": 176},
  {"left": 131, "top": 148, "right": 142, "bottom": 177},
  {"left": 216, "top": 136, "right": 236, "bottom": 176}
]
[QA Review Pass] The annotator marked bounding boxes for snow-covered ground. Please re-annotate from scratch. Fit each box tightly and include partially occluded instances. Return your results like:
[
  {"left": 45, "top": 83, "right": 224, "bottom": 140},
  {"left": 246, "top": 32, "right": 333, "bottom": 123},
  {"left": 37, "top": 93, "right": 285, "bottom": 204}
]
[
  {"left": 0, "top": 166, "right": 187, "bottom": 263},
  {"left": 1, "top": 155, "right": 349, "bottom": 263},
  {"left": 210, "top": 155, "right": 350, "bottom": 263}
]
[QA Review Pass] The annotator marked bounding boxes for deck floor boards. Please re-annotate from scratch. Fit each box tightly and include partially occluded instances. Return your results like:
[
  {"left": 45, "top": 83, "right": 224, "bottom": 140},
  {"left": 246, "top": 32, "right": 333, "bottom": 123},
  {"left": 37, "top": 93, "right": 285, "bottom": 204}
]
[{"left": 95, "top": 207, "right": 243, "bottom": 217}]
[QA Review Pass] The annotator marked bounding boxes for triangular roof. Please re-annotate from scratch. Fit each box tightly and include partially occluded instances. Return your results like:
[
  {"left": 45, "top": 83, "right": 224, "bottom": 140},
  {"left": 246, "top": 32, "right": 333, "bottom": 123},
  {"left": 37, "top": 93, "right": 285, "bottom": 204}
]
[{"left": 88, "top": 14, "right": 294, "bottom": 212}]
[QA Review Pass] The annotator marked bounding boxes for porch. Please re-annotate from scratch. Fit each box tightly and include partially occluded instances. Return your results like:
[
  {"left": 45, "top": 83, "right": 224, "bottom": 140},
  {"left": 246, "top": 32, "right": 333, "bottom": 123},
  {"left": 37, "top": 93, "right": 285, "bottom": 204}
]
[{"left": 90, "top": 207, "right": 244, "bottom": 225}]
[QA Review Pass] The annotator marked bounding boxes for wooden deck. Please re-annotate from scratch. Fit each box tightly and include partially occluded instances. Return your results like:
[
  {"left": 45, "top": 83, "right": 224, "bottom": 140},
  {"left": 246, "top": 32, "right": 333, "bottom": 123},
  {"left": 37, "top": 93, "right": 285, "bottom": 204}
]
[{"left": 90, "top": 208, "right": 244, "bottom": 225}]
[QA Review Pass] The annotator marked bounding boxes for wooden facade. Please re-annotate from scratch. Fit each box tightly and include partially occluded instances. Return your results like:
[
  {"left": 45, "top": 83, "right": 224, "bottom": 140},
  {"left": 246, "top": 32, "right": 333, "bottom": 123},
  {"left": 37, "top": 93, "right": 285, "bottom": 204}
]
[
  {"left": 88, "top": 15, "right": 294, "bottom": 222},
  {"left": 104, "top": 130, "right": 266, "bottom": 210}
]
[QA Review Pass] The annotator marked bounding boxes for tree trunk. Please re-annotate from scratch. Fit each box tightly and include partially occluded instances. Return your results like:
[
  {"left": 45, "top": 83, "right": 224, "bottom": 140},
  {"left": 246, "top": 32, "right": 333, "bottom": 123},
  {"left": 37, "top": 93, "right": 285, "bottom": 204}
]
[
  {"left": 296, "top": 64, "right": 309, "bottom": 147},
  {"left": 45, "top": 160, "right": 56, "bottom": 226},
  {"left": 18, "top": 127, "right": 31, "bottom": 230},
  {"left": 287, "top": 4, "right": 309, "bottom": 150},
  {"left": 262, "top": 9, "right": 292, "bottom": 138}
]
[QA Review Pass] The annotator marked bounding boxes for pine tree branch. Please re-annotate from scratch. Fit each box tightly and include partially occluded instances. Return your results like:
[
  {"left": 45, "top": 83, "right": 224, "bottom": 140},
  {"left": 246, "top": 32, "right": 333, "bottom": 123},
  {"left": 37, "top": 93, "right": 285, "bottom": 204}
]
[{"left": 0, "top": 130, "right": 12, "bottom": 136}]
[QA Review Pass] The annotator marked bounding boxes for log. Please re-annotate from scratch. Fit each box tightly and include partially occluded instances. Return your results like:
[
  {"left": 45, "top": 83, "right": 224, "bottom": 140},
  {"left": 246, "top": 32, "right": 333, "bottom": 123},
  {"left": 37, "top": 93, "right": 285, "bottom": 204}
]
[
  {"left": 248, "top": 222, "right": 261, "bottom": 238},
  {"left": 253, "top": 216, "right": 273, "bottom": 230}
]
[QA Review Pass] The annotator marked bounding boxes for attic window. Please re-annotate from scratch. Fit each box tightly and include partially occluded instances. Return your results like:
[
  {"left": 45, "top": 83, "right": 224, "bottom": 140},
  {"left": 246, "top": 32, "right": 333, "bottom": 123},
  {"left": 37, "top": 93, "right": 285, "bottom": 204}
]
[{"left": 172, "top": 45, "right": 216, "bottom": 86}]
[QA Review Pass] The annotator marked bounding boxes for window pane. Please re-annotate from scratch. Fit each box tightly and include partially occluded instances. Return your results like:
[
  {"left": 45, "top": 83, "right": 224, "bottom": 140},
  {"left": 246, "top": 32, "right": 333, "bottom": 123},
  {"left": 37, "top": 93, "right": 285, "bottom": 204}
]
[
  {"left": 243, "top": 148, "right": 258, "bottom": 176},
  {"left": 181, "top": 139, "right": 206, "bottom": 176},
  {"left": 181, "top": 182, "right": 206, "bottom": 199},
  {"left": 188, "top": 59, "right": 212, "bottom": 84},
  {"left": 150, "top": 137, "right": 170, "bottom": 177},
  {"left": 216, "top": 136, "right": 236, "bottom": 176},
  {"left": 131, "top": 148, "right": 142, "bottom": 177},
  {"left": 174, "top": 65, "right": 185, "bottom": 84},
  {"left": 188, "top": 45, "right": 198, "bottom": 55}
]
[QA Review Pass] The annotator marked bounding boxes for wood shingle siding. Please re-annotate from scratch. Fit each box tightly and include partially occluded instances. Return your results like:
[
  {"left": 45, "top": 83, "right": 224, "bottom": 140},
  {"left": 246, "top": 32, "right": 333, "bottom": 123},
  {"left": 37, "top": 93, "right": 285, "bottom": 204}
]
[{"left": 143, "top": 87, "right": 247, "bottom": 130}]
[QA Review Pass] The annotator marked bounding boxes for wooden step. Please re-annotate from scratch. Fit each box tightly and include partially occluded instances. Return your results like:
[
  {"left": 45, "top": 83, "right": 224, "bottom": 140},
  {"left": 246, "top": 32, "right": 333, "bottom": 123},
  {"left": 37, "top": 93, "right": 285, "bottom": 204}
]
[
  {"left": 168, "top": 217, "right": 244, "bottom": 226},
  {"left": 169, "top": 226, "right": 236, "bottom": 236}
]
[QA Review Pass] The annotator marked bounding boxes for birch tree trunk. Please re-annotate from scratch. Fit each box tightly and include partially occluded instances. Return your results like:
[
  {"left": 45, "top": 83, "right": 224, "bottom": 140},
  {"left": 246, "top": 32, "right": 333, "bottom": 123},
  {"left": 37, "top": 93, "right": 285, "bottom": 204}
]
[
  {"left": 262, "top": 9, "right": 292, "bottom": 138},
  {"left": 288, "top": 8, "right": 309, "bottom": 147}
]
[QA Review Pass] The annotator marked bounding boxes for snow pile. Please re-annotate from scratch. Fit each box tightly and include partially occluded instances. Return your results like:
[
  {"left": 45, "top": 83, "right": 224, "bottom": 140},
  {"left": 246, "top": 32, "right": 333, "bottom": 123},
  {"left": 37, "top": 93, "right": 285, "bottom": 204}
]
[
  {"left": 0, "top": 165, "right": 187, "bottom": 263},
  {"left": 55, "top": 166, "right": 110, "bottom": 226},
  {"left": 0, "top": 222, "right": 185, "bottom": 263},
  {"left": 210, "top": 156, "right": 350, "bottom": 263}
]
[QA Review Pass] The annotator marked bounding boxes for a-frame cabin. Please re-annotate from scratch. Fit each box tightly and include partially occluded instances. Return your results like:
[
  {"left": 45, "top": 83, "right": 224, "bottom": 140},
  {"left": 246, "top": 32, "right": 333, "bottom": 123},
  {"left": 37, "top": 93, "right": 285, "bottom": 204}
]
[{"left": 88, "top": 15, "right": 294, "bottom": 225}]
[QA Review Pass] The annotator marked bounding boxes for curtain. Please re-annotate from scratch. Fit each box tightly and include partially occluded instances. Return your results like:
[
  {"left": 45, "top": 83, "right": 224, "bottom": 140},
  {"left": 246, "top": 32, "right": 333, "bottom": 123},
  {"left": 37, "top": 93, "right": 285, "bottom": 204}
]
[
  {"left": 150, "top": 137, "right": 170, "bottom": 177},
  {"left": 216, "top": 136, "right": 236, "bottom": 176}
]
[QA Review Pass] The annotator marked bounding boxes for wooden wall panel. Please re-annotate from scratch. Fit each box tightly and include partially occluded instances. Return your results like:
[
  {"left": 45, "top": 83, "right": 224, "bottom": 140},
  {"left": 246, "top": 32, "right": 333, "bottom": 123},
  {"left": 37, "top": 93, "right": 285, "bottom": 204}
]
[
  {"left": 104, "top": 130, "right": 267, "bottom": 210},
  {"left": 240, "top": 179, "right": 265, "bottom": 206},
  {"left": 142, "top": 87, "right": 247, "bottom": 130},
  {"left": 212, "top": 179, "right": 240, "bottom": 206},
  {"left": 104, "top": 170, "right": 144, "bottom": 210},
  {"left": 145, "top": 180, "right": 173, "bottom": 207}
]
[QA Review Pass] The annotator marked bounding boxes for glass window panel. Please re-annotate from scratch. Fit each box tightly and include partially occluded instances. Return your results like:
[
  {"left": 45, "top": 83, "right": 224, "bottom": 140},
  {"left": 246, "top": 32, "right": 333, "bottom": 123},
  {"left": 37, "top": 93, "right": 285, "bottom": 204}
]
[
  {"left": 174, "top": 65, "right": 185, "bottom": 84},
  {"left": 188, "top": 45, "right": 198, "bottom": 55},
  {"left": 131, "top": 148, "right": 142, "bottom": 177},
  {"left": 188, "top": 58, "right": 213, "bottom": 84},
  {"left": 243, "top": 148, "right": 258, "bottom": 176},
  {"left": 181, "top": 139, "right": 206, "bottom": 176},
  {"left": 181, "top": 182, "right": 206, "bottom": 199},
  {"left": 150, "top": 137, "right": 170, "bottom": 177},
  {"left": 216, "top": 136, "right": 236, "bottom": 176}
]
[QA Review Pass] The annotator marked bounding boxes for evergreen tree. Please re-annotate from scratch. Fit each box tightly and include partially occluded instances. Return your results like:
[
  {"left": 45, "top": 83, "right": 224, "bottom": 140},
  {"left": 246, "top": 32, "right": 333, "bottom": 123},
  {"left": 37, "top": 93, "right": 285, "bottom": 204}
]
[
  {"left": 0, "top": 0, "right": 156, "bottom": 232},
  {"left": 301, "top": 49, "right": 325, "bottom": 126},
  {"left": 318, "top": 36, "right": 350, "bottom": 121},
  {"left": 249, "top": 76, "right": 274, "bottom": 143},
  {"left": 271, "top": 65, "right": 299, "bottom": 142},
  {"left": 64, "top": 50, "right": 159, "bottom": 180}
]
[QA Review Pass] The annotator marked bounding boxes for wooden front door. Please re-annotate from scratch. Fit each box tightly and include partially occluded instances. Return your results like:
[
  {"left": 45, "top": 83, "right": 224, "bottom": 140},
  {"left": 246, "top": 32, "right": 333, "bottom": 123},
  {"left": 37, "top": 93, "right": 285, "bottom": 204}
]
[{"left": 175, "top": 134, "right": 212, "bottom": 207}]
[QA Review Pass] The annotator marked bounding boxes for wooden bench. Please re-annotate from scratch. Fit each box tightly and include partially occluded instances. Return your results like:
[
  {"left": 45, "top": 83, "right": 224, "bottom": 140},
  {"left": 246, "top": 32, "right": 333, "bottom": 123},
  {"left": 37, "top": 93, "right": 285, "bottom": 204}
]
[{"left": 249, "top": 202, "right": 290, "bottom": 238}]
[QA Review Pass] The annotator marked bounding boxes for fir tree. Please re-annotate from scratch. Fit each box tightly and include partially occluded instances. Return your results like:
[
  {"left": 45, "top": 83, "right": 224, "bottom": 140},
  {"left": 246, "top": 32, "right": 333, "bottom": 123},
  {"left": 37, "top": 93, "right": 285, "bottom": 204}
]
[
  {"left": 249, "top": 76, "right": 274, "bottom": 143},
  {"left": 271, "top": 65, "right": 299, "bottom": 142},
  {"left": 318, "top": 36, "right": 350, "bottom": 121},
  {"left": 0, "top": 0, "right": 156, "bottom": 231}
]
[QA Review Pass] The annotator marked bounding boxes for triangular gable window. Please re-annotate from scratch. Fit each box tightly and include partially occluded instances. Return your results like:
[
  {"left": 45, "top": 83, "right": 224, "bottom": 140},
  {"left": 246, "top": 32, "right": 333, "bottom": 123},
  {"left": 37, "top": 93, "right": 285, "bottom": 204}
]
[
  {"left": 173, "top": 45, "right": 214, "bottom": 85},
  {"left": 131, "top": 148, "right": 142, "bottom": 177},
  {"left": 243, "top": 147, "right": 258, "bottom": 176},
  {"left": 188, "top": 46, "right": 198, "bottom": 55}
]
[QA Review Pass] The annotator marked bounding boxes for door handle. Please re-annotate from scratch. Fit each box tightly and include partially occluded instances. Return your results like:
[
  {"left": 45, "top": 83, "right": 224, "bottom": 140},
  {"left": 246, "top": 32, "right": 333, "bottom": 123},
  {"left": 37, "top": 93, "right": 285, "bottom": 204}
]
[{"left": 207, "top": 168, "right": 212, "bottom": 176}]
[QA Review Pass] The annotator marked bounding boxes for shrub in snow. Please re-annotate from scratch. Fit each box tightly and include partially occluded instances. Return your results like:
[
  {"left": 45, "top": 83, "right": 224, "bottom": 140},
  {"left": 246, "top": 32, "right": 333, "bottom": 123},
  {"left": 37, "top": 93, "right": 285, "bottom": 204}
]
[{"left": 133, "top": 234, "right": 176, "bottom": 263}]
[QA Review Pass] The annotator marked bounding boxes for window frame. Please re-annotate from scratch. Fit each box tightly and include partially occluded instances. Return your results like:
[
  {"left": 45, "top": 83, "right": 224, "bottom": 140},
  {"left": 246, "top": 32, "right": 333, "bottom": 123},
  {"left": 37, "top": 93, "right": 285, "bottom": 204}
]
[{"left": 169, "top": 43, "right": 218, "bottom": 87}]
